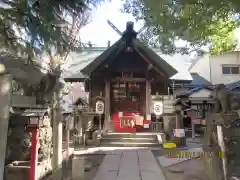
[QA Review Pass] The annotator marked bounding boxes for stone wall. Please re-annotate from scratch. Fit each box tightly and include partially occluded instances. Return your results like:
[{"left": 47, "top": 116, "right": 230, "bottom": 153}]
[{"left": 6, "top": 114, "right": 52, "bottom": 165}]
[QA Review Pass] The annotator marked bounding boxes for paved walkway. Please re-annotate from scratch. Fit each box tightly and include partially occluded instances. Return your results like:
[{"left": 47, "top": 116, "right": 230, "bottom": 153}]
[{"left": 93, "top": 149, "right": 166, "bottom": 180}]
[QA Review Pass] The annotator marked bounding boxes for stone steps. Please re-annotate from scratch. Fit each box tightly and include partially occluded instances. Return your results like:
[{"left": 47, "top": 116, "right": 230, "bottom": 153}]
[
  {"left": 102, "top": 132, "right": 157, "bottom": 138},
  {"left": 100, "top": 133, "right": 161, "bottom": 147},
  {"left": 101, "top": 137, "right": 156, "bottom": 141}
]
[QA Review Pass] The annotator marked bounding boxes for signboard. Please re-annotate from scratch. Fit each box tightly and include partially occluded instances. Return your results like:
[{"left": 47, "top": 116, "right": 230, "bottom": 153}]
[
  {"left": 153, "top": 102, "right": 163, "bottom": 115},
  {"left": 217, "top": 125, "right": 227, "bottom": 180},
  {"left": 144, "top": 124, "right": 149, "bottom": 128},
  {"left": 66, "top": 115, "right": 74, "bottom": 130},
  {"left": 173, "top": 129, "right": 185, "bottom": 137},
  {"left": 96, "top": 100, "right": 104, "bottom": 114}
]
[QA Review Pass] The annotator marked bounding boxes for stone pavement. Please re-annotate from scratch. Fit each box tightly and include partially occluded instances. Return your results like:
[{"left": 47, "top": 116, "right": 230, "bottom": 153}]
[{"left": 93, "top": 149, "right": 166, "bottom": 180}]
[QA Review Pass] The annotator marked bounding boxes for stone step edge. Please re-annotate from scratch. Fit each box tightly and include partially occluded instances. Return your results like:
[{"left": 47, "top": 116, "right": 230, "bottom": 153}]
[
  {"left": 100, "top": 142, "right": 159, "bottom": 144},
  {"left": 104, "top": 132, "right": 164, "bottom": 135},
  {"left": 101, "top": 137, "right": 156, "bottom": 140},
  {"left": 156, "top": 147, "right": 203, "bottom": 167}
]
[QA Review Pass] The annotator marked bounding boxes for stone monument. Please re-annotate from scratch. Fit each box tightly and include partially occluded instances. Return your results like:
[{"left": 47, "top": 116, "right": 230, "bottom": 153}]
[
  {"left": 204, "top": 84, "right": 240, "bottom": 180},
  {"left": 171, "top": 98, "right": 190, "bottom": 146}
]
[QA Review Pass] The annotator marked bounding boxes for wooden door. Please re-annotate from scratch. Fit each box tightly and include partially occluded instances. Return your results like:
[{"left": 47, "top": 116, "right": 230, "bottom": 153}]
[{"left": 111, "top": 81, "right": 145, "bottom": 132}]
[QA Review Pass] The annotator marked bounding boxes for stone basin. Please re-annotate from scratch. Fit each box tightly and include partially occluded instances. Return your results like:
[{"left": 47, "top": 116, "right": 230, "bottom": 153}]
[
  {"left": 5, "top": 160, "right": 51, "bottom": 180},
  {"left": 5, "top": 148, "right": 74, "bottom": 180}
]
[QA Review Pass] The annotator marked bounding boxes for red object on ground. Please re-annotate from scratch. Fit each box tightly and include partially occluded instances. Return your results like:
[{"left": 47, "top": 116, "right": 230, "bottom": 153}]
[
  {"left": 29, "top": 128, "right": 39, "bottom": 180},
  {"left": 113, "top": 112, "right": 137, "bottom": 132},
  {"left": 113, "top": 112, "right": 152, "bottom": 132},
  {"left": 191, "top": 116, "right": 204, "bottom": 120},
  {"left": 143, "top": 120, "right": 152, "bottom": 124}
]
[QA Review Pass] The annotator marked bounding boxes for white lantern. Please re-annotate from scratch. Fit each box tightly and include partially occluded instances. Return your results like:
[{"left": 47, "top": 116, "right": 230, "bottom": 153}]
[
  {"left": 96, "top": 100, "right": 104, "bottom": 114},
  {"left": 153, "top": 101, "right": 163, "bottom": 116}
]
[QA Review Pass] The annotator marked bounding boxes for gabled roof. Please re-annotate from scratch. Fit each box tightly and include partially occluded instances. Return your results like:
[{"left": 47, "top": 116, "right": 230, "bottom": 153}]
[
  {"left": 64, "top": 71, "right": 86, "bottom": 81},
  {"left": 156, "top": 51, "right": 192, "bottom": 81},
  {"left": 225, "top": 80, "right": 240, "bottom": 90},
  {"left": 81, "top": 38, "right": 178, "bottom": 79},
  {"left": 190, "top": 73, "right": 212, "bottom": 86},
  {"left": 188, "top": 56, "right": 203, "bottom": 71},
  {"left": 132, "top": 39, "right": 178, "bottom": 78},
  {"left": 74, "top": 97, "right": 90, "bottom": 106},
  {"left": 63, "top": 47, "right": 194, "bottom": 81},
  {"left": 0, "top": 52, "right": 44, "bottom": 86},
  {"left": 177, "top": 86, "right": 212, "bottom": 97},
  {"left": 81, "top": 40, "right": 126, "bottom": 75}
]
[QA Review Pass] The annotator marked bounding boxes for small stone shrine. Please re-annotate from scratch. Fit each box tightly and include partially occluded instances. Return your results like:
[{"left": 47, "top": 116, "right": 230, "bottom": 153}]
[{"left": 6, "top": 108, "right": 52, "bottom": 163}]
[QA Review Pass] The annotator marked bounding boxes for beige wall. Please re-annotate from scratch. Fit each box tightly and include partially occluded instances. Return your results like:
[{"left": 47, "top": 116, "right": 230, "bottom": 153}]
[
  {"left": 189, "top": 55, "right": 211, "bottom": 82},
  {"left": 190, "top": 52, "right": 240, "bottom": 85},
  {"left": 209, "top": 52, "right": 240, "bottom": 84}
]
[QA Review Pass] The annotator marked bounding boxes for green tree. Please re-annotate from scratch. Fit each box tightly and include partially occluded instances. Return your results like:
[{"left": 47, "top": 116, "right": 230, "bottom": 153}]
[
  {"left": 122, "top": 0, "right": 239, "bottom": 54},
  {"left": 0, "top": 0, "right": 103, "bottom": 62},
  {"left": 0, "top": 1, "right": 102, "bottom": 176}
]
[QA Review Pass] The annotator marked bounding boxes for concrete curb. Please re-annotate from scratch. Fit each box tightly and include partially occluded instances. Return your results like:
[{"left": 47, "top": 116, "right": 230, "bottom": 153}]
[{"left": 157, "top": 147, "right": 203, "bottom": 167}]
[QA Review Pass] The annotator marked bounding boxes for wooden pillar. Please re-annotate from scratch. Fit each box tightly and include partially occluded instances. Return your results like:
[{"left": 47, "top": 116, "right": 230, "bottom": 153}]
[
  {"left": 145, "top": 80, "right": 151, "bottom": 119},
  {"left": 0, "top": 74, "right": 12, "bottom": 180},
  {"left": 104, "top": 79, "right": 110, "bottom": 131}
]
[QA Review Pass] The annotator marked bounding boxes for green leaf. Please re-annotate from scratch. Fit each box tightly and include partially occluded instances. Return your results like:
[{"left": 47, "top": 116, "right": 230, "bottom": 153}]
[{"left": 122, "top": 0, "right": 240, "bottom": 54}]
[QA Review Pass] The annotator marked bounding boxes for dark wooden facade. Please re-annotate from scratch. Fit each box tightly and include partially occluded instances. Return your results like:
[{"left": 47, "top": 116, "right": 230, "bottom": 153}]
[{"left": 66, "top": 22, "right": 178, "bottom": 131}]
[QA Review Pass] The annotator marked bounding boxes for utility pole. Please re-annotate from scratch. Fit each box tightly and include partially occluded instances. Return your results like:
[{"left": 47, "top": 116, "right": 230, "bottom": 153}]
[{"left": 0, "top": 73, "right": 12, "bottom": 180}]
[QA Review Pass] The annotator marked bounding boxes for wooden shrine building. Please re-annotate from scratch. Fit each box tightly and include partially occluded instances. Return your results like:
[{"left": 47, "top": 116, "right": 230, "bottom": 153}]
[{"left": 65, "top": 22, "right": 179, "bottom": 132}]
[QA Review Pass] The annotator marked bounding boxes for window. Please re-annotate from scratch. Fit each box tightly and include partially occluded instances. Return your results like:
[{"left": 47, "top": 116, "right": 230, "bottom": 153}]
[{"left": 222, "top": 65, "right": 240, "bottom": 75}]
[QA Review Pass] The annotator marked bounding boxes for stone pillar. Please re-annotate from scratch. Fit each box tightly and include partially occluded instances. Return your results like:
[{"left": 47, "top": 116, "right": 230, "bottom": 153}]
[
  {"left": 172, "top": 112, "right": 186, "bottom": 146},
  {"left": 163, "top": 115, "right": 175, "bottom": 140},
  {"left": 38, "top": 117, "right": 52, "bottom": 169},
  {"left": 0, "top": 74, "right": 12, "bottom": 180},
  {"left": 52, "top": 91, "right": 63, "bottom": 179},
  {"left": 72, "top": 156, "right": 85, "bottom": 180}
]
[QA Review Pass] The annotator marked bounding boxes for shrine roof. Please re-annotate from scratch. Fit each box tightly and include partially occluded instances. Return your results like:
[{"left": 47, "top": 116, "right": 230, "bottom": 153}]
[
  {"left": 0, "top": 51, "right": 44, "bottom": 86},
  {"left": 177, "top": 86, "right": 212, "bottom": 97},
  {"left": 80, "top": 39, "right": 178, "bottom": 78},
  {"left": 73, "top": 97, "right": 90, "bottom": 106},
  {"left": 190, "top": 73, "right": 212, "bottom": 86},
  {"left": 225, "top": 80, "right": 240, "bottom": 90},
  {"left": 63, "top": 45, "right": 193, "bottom": 82},
  {"left": 20, "top": 108, "right": 49, "bottom": 117}
]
